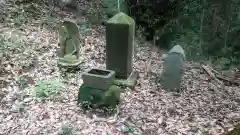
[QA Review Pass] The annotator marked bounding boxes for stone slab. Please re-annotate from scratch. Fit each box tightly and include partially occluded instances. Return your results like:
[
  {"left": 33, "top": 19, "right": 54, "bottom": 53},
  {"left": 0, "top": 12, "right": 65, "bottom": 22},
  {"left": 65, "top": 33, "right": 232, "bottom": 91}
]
[{"left": 160, "top": 45, "right": 185, "bottom": 92}]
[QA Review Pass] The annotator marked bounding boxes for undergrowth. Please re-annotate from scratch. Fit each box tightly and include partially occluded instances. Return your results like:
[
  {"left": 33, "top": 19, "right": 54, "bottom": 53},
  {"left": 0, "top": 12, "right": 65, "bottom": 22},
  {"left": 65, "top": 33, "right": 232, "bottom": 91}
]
[
  {"left": 0, "top": 34, "right": 26, "bottom": 57},
  {"left": 34, "top": 78, "right": 64, "bottom": 99},
  {"left": 126, "top": 0, "right": 240, "bottom": 69}
]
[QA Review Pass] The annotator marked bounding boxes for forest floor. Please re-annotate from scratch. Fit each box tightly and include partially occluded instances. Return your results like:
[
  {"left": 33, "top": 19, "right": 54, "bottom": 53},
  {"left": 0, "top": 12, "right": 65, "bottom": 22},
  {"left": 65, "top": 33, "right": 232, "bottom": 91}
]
[{"left": 0, "top": 1, "right": 240, "bottom": 135}]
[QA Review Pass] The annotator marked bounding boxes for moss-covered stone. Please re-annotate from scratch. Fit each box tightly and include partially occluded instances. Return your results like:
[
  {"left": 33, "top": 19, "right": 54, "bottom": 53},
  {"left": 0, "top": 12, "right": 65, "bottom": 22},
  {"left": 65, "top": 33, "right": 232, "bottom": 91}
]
[
  {"left": 107, "top": 12, "right": 133, "bottom": 24},
  {"left": 58, "top": 54, "right": 82, "bottom": 67},
  {"left": 58, "top": 20, "right": 82, "bottom": 68},
  {"left": 106, "top": 12, "right": 135, "bottom": 79},
  {"left": 169, "top": 45, "right": 186, "bottom": 60},
  {"left": 224, "top": 123, "right": 240, "bottom": 135},
  {"left": 113, "top": 71, "right": 139, "bottom": 89},
  {"left": 160, "top": 45, "right": 185, "bottom": 92},
  {"left": 77, "top": 84, "right": 124, "bottom": 109},
  {"left": 82, "top": 68, "right": 115, "bottom": 90}
]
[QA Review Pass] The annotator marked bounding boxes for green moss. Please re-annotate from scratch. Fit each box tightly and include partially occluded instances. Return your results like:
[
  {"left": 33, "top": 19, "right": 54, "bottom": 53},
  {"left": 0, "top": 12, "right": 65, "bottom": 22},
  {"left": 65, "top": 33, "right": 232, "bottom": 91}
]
[
  {"left": 169, "top": 45, "right": 186, "bottom": 60},
  {"left": 113, "top": 71, "right": 139, "bottom": 89},
  {"left": 63, "top": 54, "right": 77, "bottom": 60},
  {"left": 225, "top": 123, "right": 240, "bottom": 135},
  {"left": 106, "top": 12, "right": 135, "bottom": 79},
  {"left": 77, "top": 84, "right": 124, "bottom": 110},
  {"left": 107, "top": 12, "right": 134, "bottom": 24}
]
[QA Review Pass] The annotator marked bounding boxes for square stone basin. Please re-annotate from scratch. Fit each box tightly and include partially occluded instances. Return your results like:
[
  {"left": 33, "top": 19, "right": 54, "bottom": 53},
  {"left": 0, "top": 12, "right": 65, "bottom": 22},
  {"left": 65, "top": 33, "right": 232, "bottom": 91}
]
[{"left": 82, "top": 68, "right": 115, "bottom": 90}]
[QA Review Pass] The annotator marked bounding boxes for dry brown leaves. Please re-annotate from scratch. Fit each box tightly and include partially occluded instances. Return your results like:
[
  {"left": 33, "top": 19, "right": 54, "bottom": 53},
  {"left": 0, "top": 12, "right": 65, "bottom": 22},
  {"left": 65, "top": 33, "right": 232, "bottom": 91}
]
[{"left": 0, "top": 1, "right": 240, "bottom": 135}]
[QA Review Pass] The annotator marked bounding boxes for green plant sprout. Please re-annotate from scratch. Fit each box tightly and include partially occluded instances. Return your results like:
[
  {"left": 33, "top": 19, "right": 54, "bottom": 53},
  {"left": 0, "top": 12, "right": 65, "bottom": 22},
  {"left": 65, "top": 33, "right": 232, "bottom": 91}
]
[{"left": 34, "top": 78, "right": 64, "bottom": 98}]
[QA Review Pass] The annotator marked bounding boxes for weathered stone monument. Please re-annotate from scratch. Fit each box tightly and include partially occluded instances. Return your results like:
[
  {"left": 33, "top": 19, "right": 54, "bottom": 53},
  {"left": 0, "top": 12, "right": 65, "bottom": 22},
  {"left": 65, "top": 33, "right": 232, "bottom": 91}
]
[
  {"left": 106, "top": 12, "right": 138, "bottom": 88},
  {"left": 58, "top": 20, "right": 82, "bottom": 68},
  {"left": 77, "top": 12, "right": 138, "bottom": 110},
  {"left": 160, "top": 45, "right": 185, "bottom": 92}
]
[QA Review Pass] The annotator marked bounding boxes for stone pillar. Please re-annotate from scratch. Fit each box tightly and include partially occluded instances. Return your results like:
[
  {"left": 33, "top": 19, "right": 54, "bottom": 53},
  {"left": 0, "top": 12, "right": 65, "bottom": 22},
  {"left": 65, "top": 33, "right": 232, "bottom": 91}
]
[{"left": 106, "top": 12, "right": 135, "bottom": 79}]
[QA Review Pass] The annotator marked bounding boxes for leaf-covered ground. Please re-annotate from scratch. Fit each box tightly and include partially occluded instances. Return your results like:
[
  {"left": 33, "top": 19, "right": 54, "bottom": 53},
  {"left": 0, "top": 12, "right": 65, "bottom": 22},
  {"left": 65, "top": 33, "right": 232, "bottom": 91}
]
[{"left": 0, "top": 1, "right": 240, "bottom": 135}]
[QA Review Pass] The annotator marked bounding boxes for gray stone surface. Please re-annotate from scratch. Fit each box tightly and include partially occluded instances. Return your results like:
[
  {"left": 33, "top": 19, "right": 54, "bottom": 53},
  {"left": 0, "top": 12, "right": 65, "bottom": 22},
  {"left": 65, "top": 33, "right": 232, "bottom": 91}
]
[
  {"left": 160, "top": 45, "right": 185, "bottom": 92},
  {"left": 106, "top": 12, "right": 135, "bottom": 79},
  {"left": 82, "top": 68, "right": 116, "bottom": 90},
  {"left": 58, "top": 20, "right": 82, "bottom": 67},
  {"left": 113, "top": 71, "right": 139, "bottom": 89}
]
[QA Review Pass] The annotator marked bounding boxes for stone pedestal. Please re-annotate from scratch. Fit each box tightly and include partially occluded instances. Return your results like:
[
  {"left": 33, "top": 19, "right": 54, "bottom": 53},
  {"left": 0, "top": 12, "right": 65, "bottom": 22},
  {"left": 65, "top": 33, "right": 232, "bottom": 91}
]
[
  {"left": 78, "top": 68, "right": 123, "bottom": 109},
  {"left": 77, "top": 84, "right": 123, "bottom": 109}
]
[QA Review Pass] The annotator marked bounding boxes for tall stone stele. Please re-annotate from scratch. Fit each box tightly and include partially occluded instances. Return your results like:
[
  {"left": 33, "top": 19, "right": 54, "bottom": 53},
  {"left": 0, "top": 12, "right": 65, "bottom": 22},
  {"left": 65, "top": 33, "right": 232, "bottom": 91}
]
[
  {"left": 106, "top": 12, "right": 138, "bottom": 88},
  {"left": 160, "top": 45, "right": 186, "bottom": 92},
  {"left": 58, "top": 20, "right": 82, "bottom": 68}
]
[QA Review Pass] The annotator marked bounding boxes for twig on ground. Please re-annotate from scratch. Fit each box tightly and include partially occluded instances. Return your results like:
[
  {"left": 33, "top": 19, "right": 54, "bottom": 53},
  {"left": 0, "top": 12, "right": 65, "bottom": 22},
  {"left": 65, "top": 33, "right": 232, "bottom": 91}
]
[
  {"left": 201, "top": 64, "right": 223, "bottom": 86},
  {"left": 202, "top": 64, "right": 240, "bottom": 86},
  {"left": 215, "top": 74, "right": 240, "bottom": 86}
]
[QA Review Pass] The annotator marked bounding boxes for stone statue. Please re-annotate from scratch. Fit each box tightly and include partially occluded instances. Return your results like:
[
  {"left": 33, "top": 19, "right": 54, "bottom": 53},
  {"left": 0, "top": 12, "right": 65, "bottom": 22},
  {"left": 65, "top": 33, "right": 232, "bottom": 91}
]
[{"left": 58, "top": 20, "right": 82, "bottom": 68}]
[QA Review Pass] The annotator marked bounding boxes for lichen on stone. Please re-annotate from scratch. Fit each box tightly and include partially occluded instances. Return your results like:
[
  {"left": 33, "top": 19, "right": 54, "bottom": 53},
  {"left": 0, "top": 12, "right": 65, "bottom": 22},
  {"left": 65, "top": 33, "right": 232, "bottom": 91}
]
[
  {"left": 168, "top": 45, "right": 186, "bottom": 60},
  {"left": 107, "top": 12, "right": 134, "bottom": 24}
]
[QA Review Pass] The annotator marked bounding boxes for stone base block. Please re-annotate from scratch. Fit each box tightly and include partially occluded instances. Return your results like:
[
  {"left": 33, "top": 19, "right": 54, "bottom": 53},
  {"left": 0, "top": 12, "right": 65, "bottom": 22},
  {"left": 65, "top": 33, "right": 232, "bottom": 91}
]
[
  {"left": 113, "top": 71, "right": 139, "bottom": 89},
  {"left": 77, "top": 84, "right": 124, "bottom": 109},
  {"left": 58, "top": 57, "right": 82, "bottom": 68},
  {"left": 82, "top": 68, "right": 115, "bottom": 90}
]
